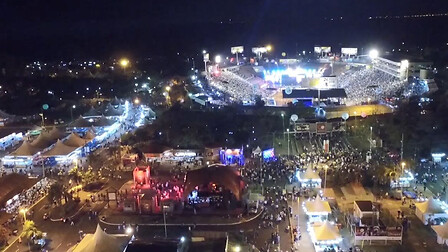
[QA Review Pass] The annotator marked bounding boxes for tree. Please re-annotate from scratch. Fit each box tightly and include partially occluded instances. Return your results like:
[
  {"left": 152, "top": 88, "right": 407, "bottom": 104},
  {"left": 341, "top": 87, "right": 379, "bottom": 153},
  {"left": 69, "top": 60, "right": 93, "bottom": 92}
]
[
  {"left": 48, "top": 182, "right": 64, "bottom": 205},
  {"left": 82, "top": 167, "right": 96, "bottom": 184},
  {"left": 22, "top": 220, "right": 42, "bottom": 241},
  {"left": 68, "top": 167, "right": 82, "bottom": 184}
]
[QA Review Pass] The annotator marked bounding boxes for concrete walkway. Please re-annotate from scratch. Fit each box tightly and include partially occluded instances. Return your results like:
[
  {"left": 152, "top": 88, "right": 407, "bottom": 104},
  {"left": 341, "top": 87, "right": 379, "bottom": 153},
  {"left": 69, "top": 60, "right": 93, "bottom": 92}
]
[{"left": 288, "top": 197, "right": 315, "bottom": 252}]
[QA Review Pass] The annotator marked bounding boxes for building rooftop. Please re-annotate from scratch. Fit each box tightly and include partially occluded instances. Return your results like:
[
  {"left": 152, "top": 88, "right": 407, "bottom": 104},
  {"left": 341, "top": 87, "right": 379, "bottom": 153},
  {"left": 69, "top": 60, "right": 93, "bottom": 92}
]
[
  {"left": 282, "top": 88, "right": 347, "bottom": 99},
  {"left": 355, "top": 200, "right": 374, "bottom": 212}
]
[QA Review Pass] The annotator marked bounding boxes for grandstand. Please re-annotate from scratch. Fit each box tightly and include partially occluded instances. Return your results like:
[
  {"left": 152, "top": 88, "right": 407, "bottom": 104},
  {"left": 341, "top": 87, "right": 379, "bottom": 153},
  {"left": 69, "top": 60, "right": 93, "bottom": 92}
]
[
  {"left": 337, "top": 67, "right": 406, "bottom": 105},
  {"left": 373, "top": 57, "right": 409, "bottom": 80},
  {"left": 209, "top": 66, "right": 275, "bottom": 103}
]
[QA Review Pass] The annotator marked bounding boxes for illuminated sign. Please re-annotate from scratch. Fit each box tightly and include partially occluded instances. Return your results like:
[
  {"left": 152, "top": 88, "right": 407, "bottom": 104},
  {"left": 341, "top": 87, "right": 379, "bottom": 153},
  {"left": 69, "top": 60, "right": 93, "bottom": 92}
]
[
  {"left": 231, "top": 46, "right": 244, "bottom": 54},
  {"left": 263, "top": 68, "right": 323, "bottom": 84},
  {"left": 341, "top": 48, "right": 358, "bottom": 55},
  {"left": 314, "top": 46, "right": 331, "bottom": 54}
]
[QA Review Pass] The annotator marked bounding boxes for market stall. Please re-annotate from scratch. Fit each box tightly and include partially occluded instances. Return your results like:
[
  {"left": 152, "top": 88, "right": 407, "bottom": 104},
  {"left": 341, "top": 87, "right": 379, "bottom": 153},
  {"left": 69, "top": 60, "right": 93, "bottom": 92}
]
[
  {"left": 309, "top": 221, "right": 342, "bottom": 251},
  {"left": 304, "top": 197, "right": 332, "bottom": 222},
  {"left": 297, "top": 167, "right": 322, "bottom": 188},
  {"left": 415, "top": 197, "right": 448, "bottom": 225},
  {"left": 432, "top": 221, "right": 448, "bottom": 245}
]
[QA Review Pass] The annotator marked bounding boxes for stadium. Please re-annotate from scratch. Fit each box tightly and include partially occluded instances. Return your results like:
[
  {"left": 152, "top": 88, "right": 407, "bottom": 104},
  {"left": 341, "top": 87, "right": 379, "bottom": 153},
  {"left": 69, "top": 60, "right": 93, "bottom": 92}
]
[{"left": 201, "top": 47, "right": 435, "bottom": 109}]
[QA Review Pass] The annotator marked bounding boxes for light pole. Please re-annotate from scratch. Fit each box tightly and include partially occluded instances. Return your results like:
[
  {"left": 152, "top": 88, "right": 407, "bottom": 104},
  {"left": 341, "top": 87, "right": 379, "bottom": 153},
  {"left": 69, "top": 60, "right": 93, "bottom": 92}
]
[
  {"left": 369, "top": 126, "right": 373, "bottom": 154},
  {"left": 287, "top": 128, "right": 290, "bottom": 157},
  {"left": 163, "top": 205, "right": 169, "bottom": 238},
  {"left": 70, "top": 105, "right": 76, "bottom": 122},
  {"left": 39, "top": 113, "right": 45, "bottom": 128},
  {"left": 281, "top": 113, "right": 285, "bottom": 141},
  {"left": 324, "top": 165, "right": 328, "bottom": 190}
]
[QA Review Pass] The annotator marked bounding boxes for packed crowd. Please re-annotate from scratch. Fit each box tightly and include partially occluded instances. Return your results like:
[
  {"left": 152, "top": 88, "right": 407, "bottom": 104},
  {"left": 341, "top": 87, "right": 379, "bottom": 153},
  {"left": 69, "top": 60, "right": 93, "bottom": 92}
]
[
  {"left": 337, "top": 68, "right": 407, "bottom": 105},
  {"left": 4, "top": 177, "right": 55, "bottom": 214},
  {"left": 209, "top": 70, "right": 275, "bottom": 103}
]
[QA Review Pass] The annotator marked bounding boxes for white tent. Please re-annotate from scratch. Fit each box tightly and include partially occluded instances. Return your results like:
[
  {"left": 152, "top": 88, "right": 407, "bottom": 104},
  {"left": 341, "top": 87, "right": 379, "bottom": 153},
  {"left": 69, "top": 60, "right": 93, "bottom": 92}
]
[
  {"left": 305, "top": 197, "right": 332, "bottom": 216},
  {"left": 311, "top": 221, "right": 342, "bottom": 244},
  {"left": 415, "top": 197, "right": 448, "bottom": 225},
  {"left": 298, "top": 167, "right": 322, "bottom": 188},
  {"left": 64, "top": 133, "right": 88, "bottom": 147},
  {"left": 432, "top": 222, "right": 448, "bottom": 245},
  {"left": 69, "top": 225, "right": 130, "bottom": 252},
  {"left": 252, "top": 146, "right": 261, "bottom": 155}
]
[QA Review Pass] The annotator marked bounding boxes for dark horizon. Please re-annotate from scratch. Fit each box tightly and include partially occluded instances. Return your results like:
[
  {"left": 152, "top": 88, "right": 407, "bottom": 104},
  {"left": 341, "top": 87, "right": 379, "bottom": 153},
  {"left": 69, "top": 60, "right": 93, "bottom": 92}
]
[{"left": 1, "top": 0, "right": 448, "bottom": 60}]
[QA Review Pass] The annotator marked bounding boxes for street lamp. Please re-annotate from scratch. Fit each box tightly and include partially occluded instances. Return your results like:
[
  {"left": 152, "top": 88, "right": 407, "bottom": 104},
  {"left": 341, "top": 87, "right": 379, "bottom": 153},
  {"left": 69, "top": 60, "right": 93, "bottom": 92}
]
[
  {"left": 233, "top": 246, "right": 241, "bottom": 252},
  {"left": 39, "top": 113, "right": 45, "bottom": 128},
  {"left": 369, "top": 49, "right": 379, "bottom": 59},
  {"left": 281, "top": 113, "right": 285, "bottom": 141},
  {"left": 133, "top": 98, "right": 140, "bottom": 105},
  {"left": 287, "top": 128, "right": 290, "bottom": 157},
  {"left": 215, "top": 55, "right": 222, "bottom": 64},
  {"left": 125, "top": 226, "right": 133, "bottom": 235},
  {"left": 401, "top": 162, "right": 406, "bottom": 173},
  {"left": 20, "top": 208, "right": 28, "bottom": 222},
  {"left": 266, "top": 45, "right": 272, "bottom": 52},
  {"left": 119, "top": 58, "right": 129, "bottom": 68},
  {"left": 70, "top": 105, "right": 76, "bottom": 122},
  {"left": 163, "top": 205, "right": 169, "bottom": 238},
  {"left": 165, "top": 86, "right": 171, "bottom": 92}
]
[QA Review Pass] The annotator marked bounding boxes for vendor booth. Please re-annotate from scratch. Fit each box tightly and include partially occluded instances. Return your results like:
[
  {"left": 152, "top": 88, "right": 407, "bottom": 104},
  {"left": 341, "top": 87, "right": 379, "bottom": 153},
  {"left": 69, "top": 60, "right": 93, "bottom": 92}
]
[
  {"left": 297, "top": 167, "right": 322, "bottom": 188},
  {"left": 304, "top": 197, "right": 332, "bottom": 223},
  {"left": 432, "top": 221, "right": 448, "bottom": 245},
  {"left": 415, "top": 197, "right": 448, "bottom": 225},
  {"left": 308, "top": 221, "right": 342, "bottom": 251},
  {"left": 390, "top": 170, "right": 414, "bottom": 189},
  {"left": 68, "top": 225, "right": 130, "bottom": 252},
  {"left": 41, "top": 140, "right": 80, "bottom": 166}
]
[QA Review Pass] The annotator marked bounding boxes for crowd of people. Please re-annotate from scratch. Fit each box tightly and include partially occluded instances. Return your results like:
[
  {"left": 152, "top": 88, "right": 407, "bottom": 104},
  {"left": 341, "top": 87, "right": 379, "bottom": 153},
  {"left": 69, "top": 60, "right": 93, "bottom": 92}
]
[
  {"left": 337, "top": 67, "right": 407, "bottom": 105},
  {"left": 4, "top": 177, "right": 54, "bottom": 214},
  {"left": 209, "top": 70, "right": 275, "bottom": 103}
]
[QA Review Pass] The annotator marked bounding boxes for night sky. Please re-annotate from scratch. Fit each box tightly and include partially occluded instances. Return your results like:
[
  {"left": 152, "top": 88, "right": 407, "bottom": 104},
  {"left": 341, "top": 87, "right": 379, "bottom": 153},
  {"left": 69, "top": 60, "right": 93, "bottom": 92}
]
[{"left": 1, "top": 0, "right": 448, "bottom": 59}]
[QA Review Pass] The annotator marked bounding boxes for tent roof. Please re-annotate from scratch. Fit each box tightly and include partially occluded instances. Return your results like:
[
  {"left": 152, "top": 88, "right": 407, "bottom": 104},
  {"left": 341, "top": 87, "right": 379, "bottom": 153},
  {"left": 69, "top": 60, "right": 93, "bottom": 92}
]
[
  {"left": 0, "top": 174, "right": 37, "bottom": 207},
  {"left": 42, "top": 140, "right": 78, "bottom": 157},
  {"left": 416, "top": 197, "right": 445, "bottom": 214},
  {"left": 433, "top": 222, "right": 448, "bottom": 239},
  {"left": 84, "top": 131, "right": 96, "bottom": 140},
  {"left": 11, "top": 141, "right": 40, "bottom": 156},
  {"left": 301, "top": 167, "right": 321, "bottom": 180},
  {"left": 70, "top": 116, "right": 93, "bottom": 128},
  {"left": 70, "top": 225, "right": 130, "bottom": 252},
  {"left": 48, "top": 127, "right": 64, "bottom": 139},
  {"left": 64, "top": 133, "right": 88, "bottom": 147},
  {"left": 253, "top": 146, "right": 262, "bottom": 154},
  {"left": 93, "top": 116, "right": 115, "bottom": 127},
  {"left": 111, "top": 97, "right": 121, "bottom": 105},
  {"left": 83, "top": 107, "right": 102, "bottom": 117},
  {"left": 312, "top": 221, "right": 341, "bottom": 241},
  {"left": 103, "top": 104, "right": 123, "bottom": 117},
  {"left": 305, "top": 197, "right": 332, "bottom": 214},
  {"left": 30, "top": 132, "right": 55, "bottom": 149}
]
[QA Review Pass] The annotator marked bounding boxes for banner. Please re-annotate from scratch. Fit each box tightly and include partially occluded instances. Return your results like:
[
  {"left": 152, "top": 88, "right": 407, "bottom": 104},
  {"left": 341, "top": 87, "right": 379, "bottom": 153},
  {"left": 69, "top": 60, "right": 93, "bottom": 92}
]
[
  {"left": 341, "top": 48, "right": 358, "bottom": 55},
  {"left": 316, "top": 122, "right": 326, "bottom": 134},
  {"left": 295, "top": 123, "right": 310, "bottom": 132},
  {"left": 323, "top": 139, "right": 330, "bottom": 153},
  {"left": 231, "top": 46, "right": 244, "bottom": 54},
  {"left": 203, "top": 53, "right": 210, "bottom": 62}
]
